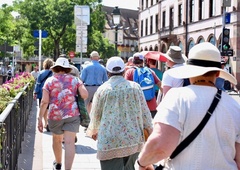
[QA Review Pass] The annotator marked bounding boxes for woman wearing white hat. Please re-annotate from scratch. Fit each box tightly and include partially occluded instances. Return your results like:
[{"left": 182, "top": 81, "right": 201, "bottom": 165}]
[
  {"left": 37, "top": 57, "right": 88, "bottom": 170},
  {"left": 137, "top": 42, "right": 240, "bottom": 170}
]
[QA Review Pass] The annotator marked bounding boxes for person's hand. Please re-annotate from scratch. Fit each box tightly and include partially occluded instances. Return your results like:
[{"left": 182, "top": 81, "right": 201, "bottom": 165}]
[
  {"left": 33, "top": 93, "right": 37, "bottom": 100},
  {"left": 92, "top": 133, "right": 98, "bottom": 141},
  {"left": 38, "top": 117, "right": 43, "bottom": 133}
]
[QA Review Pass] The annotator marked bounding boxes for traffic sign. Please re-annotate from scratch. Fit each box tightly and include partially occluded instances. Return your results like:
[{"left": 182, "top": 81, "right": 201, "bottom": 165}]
[
  {"left": 76, "top": 30, "right": 88, "bottom": 37},
  {"left": 76, "top": 25, "right": 88, "bottom": 30},
  {"left": 74, "top": 5, "right": 90, "bottom": 25},
  {"left": 33, "top": 30, "right": 48, "bottom": 38},
  {"left": 76, "top": 36, "right": 88, "bottom": 45},
  {"left": 225, "top": 13, "right": 231, "bottom": 24},
  {"left": 76, "top": 44, "right": 87, "bottom": 53},
  {"left": 69, "top": 51, "right": 75, "bottom": 58}
]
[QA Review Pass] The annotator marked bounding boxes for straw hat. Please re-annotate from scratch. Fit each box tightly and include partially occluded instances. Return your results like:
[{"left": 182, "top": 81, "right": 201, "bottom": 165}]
[{"left": 167, "top": 42, "right": 237, "bottom": 84}]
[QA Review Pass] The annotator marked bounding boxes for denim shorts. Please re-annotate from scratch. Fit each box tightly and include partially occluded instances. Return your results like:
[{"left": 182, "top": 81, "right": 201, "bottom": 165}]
[{"left": 48, "top": 116, "right": 80, "bottom": 135}]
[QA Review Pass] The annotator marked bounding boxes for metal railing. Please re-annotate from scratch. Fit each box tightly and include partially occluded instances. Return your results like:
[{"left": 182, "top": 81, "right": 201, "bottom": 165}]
[{"left": 0, "top": 84, "right": 33, "bottom": 170}]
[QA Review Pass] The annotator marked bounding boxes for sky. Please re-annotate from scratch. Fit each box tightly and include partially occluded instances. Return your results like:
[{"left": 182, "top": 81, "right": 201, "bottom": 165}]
[
  {"left": 0, "top": 0, "right": 139, "bottom": 10},
  {"left": 102, "top": 0, "right": 139, "bottom": 10}
]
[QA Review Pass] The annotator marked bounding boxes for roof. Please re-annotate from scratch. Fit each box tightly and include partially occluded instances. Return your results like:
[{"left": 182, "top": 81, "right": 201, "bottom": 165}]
[{"left": 102, "top": 6, "right": 139, "bottom": 39}]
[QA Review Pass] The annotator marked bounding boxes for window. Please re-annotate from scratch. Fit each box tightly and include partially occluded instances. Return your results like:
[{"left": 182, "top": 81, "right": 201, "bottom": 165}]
[
  {"left": 146, "top": 0, "right": 148, "bottom": 8},
  {"left": 162, "top": 11, "right": 166, "bottom": 28},
  {"left": 178, "top": 4, "right": 182, "bottom": 25},
  {"left": 141, "top": 20, "right": 143, "bottom": 37},
  {"left": 199, "top": 0, "right": 205, "bottom": 20},
  {"left": 209, "top": 36, "right": 215, "bottom": 45},
  {"left": 190, "top": 0, "right": 194, "bottom": 22},
  {"left": 179, "top": 42, "right": 184, "bottom": 53},
  {"left": 145, "top": 18, "right": 148, "bottom": 35},
  {"left": 141, "top": 0, "right": 144, "bottom": 10},
  {"left": 188, "top": 40, "right": 195, "bottom": 52},
  {"left": 155, "top": 14, "right": 158, "bottom": 33},
  {"left": 209, "top": 0, "right": 214, "bottom": 17},
  {"left": 151, "top": 0, "right": 153, "bottom": 6},
  {"left": 170, "top": 7, "right": 174, "bottom": 30},
  {"left": 150, "top": 16, "right": 153, "bottom": 34},
  {"left": 198, "top": 38, "right": 204, "bottom": 43}
]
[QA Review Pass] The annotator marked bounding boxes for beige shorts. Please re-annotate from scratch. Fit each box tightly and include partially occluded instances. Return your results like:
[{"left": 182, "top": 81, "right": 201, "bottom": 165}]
[{"left": 48, "top": 116, "right": 80, "bottom": 135}]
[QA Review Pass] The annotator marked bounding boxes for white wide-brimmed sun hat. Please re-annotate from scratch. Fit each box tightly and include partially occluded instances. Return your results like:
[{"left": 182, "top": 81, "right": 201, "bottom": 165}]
[
  {"left": 50, "top": 57, "right": 71, "bottom": 69},
  {"left": 167, "top": 42, "right": 237, "bottom": 85}
]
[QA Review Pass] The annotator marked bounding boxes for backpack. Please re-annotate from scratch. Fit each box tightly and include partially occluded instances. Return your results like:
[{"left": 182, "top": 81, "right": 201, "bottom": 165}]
[{"left": 133, "top": 67, "right": 155, "bottom": 101}]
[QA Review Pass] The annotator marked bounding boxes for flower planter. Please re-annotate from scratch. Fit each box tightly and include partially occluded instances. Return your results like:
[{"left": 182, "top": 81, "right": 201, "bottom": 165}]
[{"left": 0, "top": 83, "right": 34, "bottom": 170}]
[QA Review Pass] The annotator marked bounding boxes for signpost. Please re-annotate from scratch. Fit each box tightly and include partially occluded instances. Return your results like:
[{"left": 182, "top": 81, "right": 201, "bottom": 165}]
[
  {"left": 74, "top": 5, "right": 90, "bottom": 64},
  {"left": 32, "top": 30, "right": 48, "bottom": 71}
]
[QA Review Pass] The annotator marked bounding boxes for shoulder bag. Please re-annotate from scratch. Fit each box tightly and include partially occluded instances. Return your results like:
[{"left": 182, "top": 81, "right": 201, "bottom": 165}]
[
  {"left": 156, "top": 89, "right": 222, "bottom": 170},
  {"left": 76, "top": 89, "right": 90, "bottom": 128}
]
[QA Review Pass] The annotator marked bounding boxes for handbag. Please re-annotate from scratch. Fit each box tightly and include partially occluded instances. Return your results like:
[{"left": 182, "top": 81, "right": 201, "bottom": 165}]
[
  {"left": 155, "top": 89, "right": 222, "bottom": 170},
  {"left": 76, "top": 90, "right": 90, "bottom": 128},
  {"left": 144, "top": 129, "right": 150, "bottom": 141}
]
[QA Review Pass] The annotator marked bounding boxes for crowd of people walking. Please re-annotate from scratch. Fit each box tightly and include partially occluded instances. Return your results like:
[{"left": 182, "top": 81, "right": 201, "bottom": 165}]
[{"left": 32, "top": 42, "right": 240, "bottom": 170}]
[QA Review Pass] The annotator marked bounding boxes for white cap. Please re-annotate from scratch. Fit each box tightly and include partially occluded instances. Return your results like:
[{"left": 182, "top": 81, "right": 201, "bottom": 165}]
[{"left": 106, "top": 57, "right": 125, "bottom": 73}]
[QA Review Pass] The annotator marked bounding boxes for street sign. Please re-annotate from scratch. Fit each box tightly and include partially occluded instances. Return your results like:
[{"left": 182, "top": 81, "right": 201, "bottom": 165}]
[
  {"left": 221, "top": 49, "right": 233, "bottom": 56},
  {"left": 74, "top": 5, "right": 90, "bottom": 25},
  {"left": 76, "top": 36, "right": 88, "bottom": 45},
  {"left": 76, "top": 25, "right": 88, "bottom": 30},
  {"left": 33, "top": 30, "right": 48, "bottom": 38},
  {"left": 76, "top": 30, "right": 88, "bottom": 37},
  {"left": 225, "top": 13, "right": 231, "bottom": 24},
  {"left": 76, "top": 44, "right": 87, "bottom": 53},
  {"left": 69, "top": 51, "right": 75, "bottom": 58}
]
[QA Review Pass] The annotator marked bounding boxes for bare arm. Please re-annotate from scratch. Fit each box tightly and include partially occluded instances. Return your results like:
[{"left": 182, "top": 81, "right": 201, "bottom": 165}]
[
  {"left": 137, "top": 122, "right": 180, "bottom": 169},
  {"left": 78, "top": 84, "right": 88, "bottom": 100},
  {"left": 38, "top": 89, "right": 49, "bottom": 132},
  {"left": 162, "top": 85, "right": 171, "bottom": 98},
  {"left": 156, "top": 81, "right": 163, "bottom": 93},
  {"left": 235, "top": 142, "right": 240, "bottom": 170}
]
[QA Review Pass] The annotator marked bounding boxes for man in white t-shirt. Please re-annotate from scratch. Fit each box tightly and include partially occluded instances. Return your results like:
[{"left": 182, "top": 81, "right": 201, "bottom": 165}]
[
  {"left": 161, "top": 46, "right": 187, "bottom": 98},
  {"left": 137, "top": 42, "right": 240, "bottom": 170},
  {"left": 31, "top": 67, "right": 39, "bottom": 80}
]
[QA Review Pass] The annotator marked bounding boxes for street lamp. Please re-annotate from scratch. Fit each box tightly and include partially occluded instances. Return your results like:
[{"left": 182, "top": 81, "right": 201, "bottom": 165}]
[{"left": 112, "top": 6, "right": 121, "bottom": 56}]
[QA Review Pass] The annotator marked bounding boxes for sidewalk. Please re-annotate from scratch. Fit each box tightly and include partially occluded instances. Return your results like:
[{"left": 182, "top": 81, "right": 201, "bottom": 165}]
[
  {"left": 18, "top": 93, "right": 240, "bottom": 170},
  {"left": 17, "top": 100, "right": 101, "bottom": 170}
]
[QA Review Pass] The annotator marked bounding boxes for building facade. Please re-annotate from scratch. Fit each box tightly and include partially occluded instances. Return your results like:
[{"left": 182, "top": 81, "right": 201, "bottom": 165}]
[
  {"left": 102, "top": 6, "right": 139, "bottom": 61},
  {"left": 139, "top": 0, "right": 240, "bottom": 88}
]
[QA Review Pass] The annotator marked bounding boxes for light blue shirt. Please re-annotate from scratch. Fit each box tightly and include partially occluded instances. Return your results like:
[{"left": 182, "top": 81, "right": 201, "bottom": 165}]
[{"left": 80, "top": 60, "right": 108, "bottom": 85}]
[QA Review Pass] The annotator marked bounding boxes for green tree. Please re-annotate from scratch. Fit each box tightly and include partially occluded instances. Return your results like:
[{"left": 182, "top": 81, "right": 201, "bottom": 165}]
[
  {"left": 14, "top": 0, "right": 114, "bottom": 61},
  {"left": 0, "top": 5, "right": 16, "bottom": 58}
]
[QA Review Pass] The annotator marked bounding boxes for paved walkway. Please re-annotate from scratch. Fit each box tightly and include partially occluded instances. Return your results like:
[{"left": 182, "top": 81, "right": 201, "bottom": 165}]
[
  {"left": 17, "top": 100, "right": 101, "bottom": 170},
  {"left": 17, "top": 92, "right": 240, "bottom": 170}
]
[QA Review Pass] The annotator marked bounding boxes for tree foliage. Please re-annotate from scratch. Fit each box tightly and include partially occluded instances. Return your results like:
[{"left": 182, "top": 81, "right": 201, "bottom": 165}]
[{"left": 10, "top": 0, "right": 115, "bottom": 61}]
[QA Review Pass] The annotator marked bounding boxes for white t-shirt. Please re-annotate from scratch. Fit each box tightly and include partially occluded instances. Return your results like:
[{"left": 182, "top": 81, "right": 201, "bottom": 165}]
[
  {"left": 31, "top": 71, "right": 39, "bottom": 80},
  {"left": 154, "top": 85, "right": 240, "bottom": 169},
  {"left": 161, "top": 64, "right": 184, "bottom": 88}
]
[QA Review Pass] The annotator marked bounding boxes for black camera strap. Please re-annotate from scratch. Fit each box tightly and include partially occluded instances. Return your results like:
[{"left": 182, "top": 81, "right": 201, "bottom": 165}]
[
  {"left": 156, "top": 89, "right": 222, "bottom": 170},
  {"left": 170, "top": 89, "right": 222, "bottom": 159}
]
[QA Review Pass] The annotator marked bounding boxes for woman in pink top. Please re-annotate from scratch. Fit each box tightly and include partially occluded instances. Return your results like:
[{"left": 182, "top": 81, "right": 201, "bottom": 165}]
[{"left": 37, "top": 57, "right": 88, "bottom": 170}]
